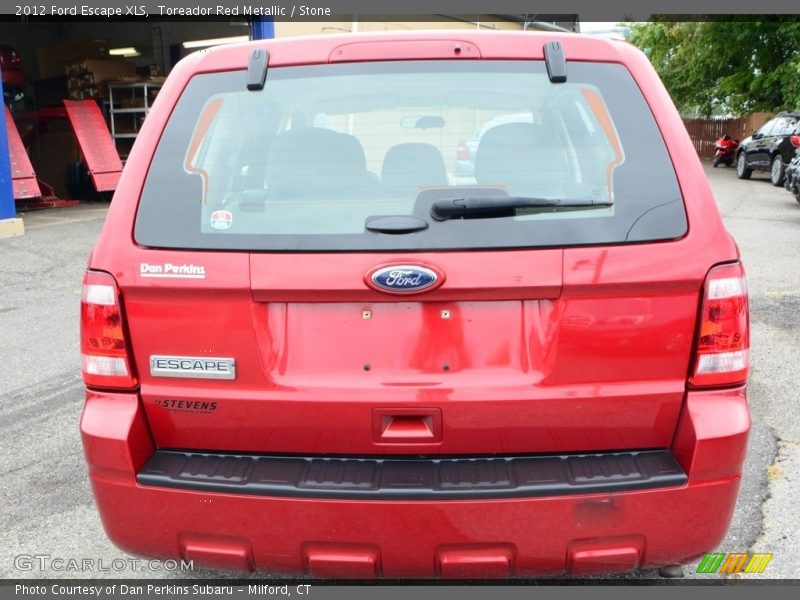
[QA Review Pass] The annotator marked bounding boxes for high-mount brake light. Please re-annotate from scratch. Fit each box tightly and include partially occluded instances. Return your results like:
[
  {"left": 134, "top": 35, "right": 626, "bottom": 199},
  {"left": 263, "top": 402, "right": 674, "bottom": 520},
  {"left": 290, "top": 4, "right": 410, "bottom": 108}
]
[
  {"left": 690, "top": 262, "right": 749, "bottom": 388},
  {"left": 80, "top": 270, "right": 137, "bottom": 389}
]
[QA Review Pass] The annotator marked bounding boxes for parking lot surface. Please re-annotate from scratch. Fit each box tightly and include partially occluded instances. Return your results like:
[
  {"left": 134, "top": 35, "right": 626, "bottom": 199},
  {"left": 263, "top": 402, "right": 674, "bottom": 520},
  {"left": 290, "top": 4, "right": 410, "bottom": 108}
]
[{"left": 1, "top": 165, "right": 798, "bottom": 580}]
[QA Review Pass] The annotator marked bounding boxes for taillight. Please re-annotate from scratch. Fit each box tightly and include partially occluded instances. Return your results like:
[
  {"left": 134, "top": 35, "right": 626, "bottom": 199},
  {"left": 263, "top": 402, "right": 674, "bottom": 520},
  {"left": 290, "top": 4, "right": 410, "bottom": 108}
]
[
  {"left": 80, "top": 270, "right": 137, "bottom": 389},
  {"left": 689, "top": 262, "right": 749, "bottom": 388},
  {"left": 790, "top": 135, "right": 800, "bottom": 148},
  {"left": 457, "top": 142, "right": 470, "bottom": 161}
]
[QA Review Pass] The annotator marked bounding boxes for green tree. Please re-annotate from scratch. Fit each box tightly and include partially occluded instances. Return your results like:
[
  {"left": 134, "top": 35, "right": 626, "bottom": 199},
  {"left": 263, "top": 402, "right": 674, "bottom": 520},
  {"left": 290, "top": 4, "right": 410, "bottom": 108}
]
[{"left": 629, "top": 18, "right": 800, "bottom": 116}]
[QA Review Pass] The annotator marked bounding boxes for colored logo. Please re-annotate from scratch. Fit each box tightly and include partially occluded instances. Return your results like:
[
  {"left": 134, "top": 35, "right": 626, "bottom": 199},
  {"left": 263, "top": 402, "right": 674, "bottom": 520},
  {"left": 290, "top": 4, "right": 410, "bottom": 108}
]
[
  {"left": 210, "top": 210, "right": 233, "bottom": 230},
  {"left": 367, "top": 265, "right": 442, "bottom": 294},
  {"left": 696, "top": 552, "right": 773, "bottom": 574}
]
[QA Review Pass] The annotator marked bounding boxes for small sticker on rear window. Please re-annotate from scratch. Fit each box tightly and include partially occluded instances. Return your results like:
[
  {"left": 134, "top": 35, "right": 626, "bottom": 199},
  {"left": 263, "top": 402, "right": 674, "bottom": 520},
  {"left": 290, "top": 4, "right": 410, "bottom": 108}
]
[{"left": 210, "top": 210, "right": 233, "bottom": 230}]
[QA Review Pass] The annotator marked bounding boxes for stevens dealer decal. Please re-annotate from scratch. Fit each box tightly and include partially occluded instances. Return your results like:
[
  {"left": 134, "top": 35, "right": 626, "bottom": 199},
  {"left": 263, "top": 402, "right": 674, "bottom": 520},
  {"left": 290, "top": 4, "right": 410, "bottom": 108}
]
[{"left": 154, "top": 399, "right": 218, "bottom": 415}]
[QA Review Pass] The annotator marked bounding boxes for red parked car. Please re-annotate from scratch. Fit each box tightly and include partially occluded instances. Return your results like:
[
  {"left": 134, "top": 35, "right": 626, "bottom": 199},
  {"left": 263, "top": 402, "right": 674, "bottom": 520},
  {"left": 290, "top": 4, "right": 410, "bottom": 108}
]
[{"left": 80, "top": 31, "right": 750, "bottom": 578}]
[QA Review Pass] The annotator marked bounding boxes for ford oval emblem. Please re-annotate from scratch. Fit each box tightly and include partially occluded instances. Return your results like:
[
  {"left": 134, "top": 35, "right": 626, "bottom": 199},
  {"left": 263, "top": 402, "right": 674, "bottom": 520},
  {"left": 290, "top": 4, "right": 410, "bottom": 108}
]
[{"left": 367, "top": 264, "right": 443, "bottom": 294}]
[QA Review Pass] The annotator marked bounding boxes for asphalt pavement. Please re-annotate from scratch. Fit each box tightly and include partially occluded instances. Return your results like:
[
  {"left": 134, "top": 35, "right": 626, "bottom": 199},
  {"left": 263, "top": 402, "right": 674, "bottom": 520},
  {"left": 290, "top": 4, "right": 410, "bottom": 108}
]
[
  {"left": 706, "top": 165, "right": 800, "bottom": 580},
  {"left": 0, "top": 165, "right": 798, "bottom": 580}
]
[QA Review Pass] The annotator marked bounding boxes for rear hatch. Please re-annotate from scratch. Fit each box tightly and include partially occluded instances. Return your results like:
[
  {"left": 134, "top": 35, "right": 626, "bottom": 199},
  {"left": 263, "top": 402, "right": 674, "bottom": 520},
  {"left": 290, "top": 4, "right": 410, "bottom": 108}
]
[
  {"left": 124, "top": 52, "right": 696, "bottom": 455},
  {"left": 123, "top": 248, "right": 698, "bottom": 455}
]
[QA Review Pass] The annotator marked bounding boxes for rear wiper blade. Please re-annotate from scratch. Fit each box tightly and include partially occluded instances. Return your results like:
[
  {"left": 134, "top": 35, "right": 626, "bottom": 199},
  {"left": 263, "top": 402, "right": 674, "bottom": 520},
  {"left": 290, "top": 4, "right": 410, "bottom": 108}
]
[{"left": 430, "top": 196, "right": 613, "bottom": 221}]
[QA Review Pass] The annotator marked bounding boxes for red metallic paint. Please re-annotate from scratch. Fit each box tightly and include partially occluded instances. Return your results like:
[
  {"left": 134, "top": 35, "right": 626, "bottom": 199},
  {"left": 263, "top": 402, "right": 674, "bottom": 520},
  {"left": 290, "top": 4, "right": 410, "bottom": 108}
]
[
  {"left": 251, "top": 249, "right": 561, "bottom": 301},
  {"left": 566, "top": 537, "right": 643, "bottom": 576},
  {"left": 672, "top": 386, "right": 751, "bottom": 482},
  {"left": 126, "top": 279, "right": 696, "bottom": 452},
  {"left": 436, "top": 546, "right": 515, "bottom": 579},
  {"left": 179, "top": 534, "right": 256, "bottom": 572},
  {"left": 82, "top": 31, "right": 749, "bottom": 576},
  {"left": 81, "top": 385, "right": 748, "bottom": 577},
  {"left": 304, "top": 544, "right": 381, "bottom": 578},
  {"left": 328, "top": 39, "right": 483, "bottom": 63},
  {"left": 372, "top": 408, "right": 442, "bottom": 444}
]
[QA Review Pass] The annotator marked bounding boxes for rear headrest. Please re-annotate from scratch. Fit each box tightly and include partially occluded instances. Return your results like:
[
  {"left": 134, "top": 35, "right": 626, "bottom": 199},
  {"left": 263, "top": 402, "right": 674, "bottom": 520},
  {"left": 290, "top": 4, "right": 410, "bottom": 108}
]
[
  {"left": 266, "top": 127, "right": 368, "bottom": 193},
  {"left": 381, "top": 143, "right": 448, "bottom": 192},
  {"left": 475, "top": 122, "right": 564, "bottom": 194}
]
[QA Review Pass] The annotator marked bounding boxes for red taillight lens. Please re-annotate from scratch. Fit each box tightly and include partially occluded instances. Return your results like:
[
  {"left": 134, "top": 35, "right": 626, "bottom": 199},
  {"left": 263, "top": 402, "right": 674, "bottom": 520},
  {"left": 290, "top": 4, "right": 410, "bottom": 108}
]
[
  {"left": 80, "top": 270, "right": 137, "bottom": 389},
  {"left": 457, "top": 142, "right": 470, "bottom": 161},
  {"left": 790, "top": 135, "right": 800, "bottom": 148},
  {"left": 689, "top": 262, "right": 749, "bottom": 388}
]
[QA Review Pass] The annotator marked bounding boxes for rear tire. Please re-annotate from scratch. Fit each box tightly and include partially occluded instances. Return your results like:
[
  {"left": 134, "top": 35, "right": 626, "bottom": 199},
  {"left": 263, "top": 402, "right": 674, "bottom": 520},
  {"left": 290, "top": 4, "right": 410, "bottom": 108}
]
[
  {"left": 770, "top": 155, "right": 785, "bottom": 186},
  {"left": 736, "top": 153, "right": 752, "bottom": 179}
]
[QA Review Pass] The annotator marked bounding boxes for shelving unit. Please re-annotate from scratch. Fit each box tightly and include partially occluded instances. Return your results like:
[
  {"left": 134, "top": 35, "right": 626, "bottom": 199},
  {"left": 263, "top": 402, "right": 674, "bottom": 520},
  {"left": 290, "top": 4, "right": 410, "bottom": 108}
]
[{"left": 108, "top": 81, "right": 161, "bottom": 157}]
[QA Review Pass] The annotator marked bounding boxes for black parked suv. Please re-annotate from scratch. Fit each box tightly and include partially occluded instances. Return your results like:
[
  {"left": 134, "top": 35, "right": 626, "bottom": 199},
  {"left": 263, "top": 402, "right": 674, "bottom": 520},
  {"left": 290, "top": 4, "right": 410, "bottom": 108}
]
[{"left": 736, "top": 111, "right": 800, "bottom": 185}]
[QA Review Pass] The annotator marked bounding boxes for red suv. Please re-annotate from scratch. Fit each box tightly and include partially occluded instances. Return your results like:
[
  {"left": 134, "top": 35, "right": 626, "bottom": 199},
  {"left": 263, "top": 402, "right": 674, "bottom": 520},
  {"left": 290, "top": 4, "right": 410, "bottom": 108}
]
[{"left": 80, "top": 32, "right": 750, "bottom": 578}]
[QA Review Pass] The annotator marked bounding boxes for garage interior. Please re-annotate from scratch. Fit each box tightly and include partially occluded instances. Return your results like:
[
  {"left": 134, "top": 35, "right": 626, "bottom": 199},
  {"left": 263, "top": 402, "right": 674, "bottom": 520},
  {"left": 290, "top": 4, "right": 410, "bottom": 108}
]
[{"left": 0, "top": 15, "right": 578, "bottom": 236}]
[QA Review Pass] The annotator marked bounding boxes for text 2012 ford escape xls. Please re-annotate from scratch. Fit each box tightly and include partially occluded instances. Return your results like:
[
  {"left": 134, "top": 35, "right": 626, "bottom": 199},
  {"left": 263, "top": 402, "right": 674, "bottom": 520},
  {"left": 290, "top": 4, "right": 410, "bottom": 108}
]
[{"left": 80, "top": 32, "right": 750, "bottom": 578}]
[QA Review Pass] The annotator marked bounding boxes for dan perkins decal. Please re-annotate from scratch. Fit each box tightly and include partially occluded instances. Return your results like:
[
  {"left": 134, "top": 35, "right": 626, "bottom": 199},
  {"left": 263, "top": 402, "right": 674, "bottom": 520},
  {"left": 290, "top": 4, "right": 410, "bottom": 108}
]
[
  {"left": 140, "top": 263, "right": 206, "bottom": 279},
  {"left": 210, "top": 210, "right": 233, "bottom": 230}
]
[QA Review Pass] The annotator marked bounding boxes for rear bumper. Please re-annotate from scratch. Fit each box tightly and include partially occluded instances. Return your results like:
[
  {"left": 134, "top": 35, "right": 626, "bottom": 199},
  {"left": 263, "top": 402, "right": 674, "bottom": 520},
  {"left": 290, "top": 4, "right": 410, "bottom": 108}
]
[
  {"left": 137, "top": 449, "right": 687, "bottom": 500},
  {"left": 80, "top": 386, "right": 749, "bottom": 578}
]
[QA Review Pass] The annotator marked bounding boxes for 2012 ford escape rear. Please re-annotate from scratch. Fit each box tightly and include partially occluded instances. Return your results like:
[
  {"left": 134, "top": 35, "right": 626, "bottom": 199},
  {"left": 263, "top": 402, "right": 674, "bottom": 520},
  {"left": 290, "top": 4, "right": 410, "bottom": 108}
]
[{"left": 80, "top": 31, "right": 750, "bottom": 578}]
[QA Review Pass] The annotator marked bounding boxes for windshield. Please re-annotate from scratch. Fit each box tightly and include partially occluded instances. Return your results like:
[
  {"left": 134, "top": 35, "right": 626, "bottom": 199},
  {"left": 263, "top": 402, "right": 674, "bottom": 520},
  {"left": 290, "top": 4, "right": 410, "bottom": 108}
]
[{"left": 135, "top": 60, "right": 686, "bottom": 251}]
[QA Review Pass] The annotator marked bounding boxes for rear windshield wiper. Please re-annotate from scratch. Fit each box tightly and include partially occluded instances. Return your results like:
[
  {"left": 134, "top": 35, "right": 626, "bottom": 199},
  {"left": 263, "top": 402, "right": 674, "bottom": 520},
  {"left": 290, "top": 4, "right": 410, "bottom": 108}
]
[{"left": 430, "top": 196, "right": 614, "bottom": 221}]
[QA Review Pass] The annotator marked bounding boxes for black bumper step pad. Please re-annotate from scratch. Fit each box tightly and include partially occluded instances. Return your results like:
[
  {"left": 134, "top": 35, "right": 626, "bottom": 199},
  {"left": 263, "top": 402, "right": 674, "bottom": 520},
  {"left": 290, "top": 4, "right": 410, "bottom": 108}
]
[{"left": 137, "top": 449, "right": 686, "bottom": 500}]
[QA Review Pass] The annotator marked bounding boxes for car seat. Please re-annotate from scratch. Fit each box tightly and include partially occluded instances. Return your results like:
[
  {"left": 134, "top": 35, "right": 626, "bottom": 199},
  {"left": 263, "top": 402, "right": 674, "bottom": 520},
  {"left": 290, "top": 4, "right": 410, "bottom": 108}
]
[
  {"left": 266, "top": 127, "right": 370, "bottom": 195},
  {"left": 381, "top": 142, "right": 448, "bottom": 195},
  {"left": 474, "top": 123, "right": 566, "bottom": 197}
]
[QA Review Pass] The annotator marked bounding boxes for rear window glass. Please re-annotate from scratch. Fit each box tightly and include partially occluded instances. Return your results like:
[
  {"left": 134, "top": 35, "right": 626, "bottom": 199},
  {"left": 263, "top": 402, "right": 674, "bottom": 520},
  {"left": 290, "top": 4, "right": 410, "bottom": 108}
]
[{"left": 135, "top": 60, "right": 686, "bottom": 251}]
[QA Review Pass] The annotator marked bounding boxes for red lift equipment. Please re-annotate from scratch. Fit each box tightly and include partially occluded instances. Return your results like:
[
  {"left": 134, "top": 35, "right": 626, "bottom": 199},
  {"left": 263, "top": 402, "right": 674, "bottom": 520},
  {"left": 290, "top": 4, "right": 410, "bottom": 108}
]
[{"left": 6, "top": 99, "right": 123, "bottom": 209}]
